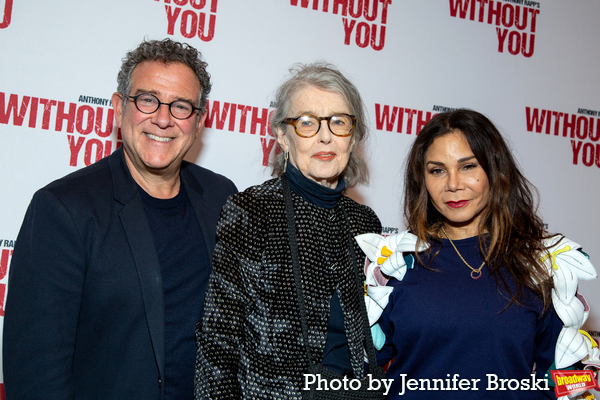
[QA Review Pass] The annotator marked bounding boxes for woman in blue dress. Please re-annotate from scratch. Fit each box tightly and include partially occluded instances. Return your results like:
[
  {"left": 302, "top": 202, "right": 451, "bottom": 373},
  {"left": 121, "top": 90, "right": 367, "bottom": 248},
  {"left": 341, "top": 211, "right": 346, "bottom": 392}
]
[{"left": 356, "top": 109, "right": 598, "bottom": 400}]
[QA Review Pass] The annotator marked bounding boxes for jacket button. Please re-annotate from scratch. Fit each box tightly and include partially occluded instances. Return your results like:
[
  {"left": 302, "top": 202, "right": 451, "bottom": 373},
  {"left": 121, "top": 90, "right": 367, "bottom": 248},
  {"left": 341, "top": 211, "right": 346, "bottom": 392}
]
[{"left": 158, "top": 377, "right": 162, "bottom": 388}]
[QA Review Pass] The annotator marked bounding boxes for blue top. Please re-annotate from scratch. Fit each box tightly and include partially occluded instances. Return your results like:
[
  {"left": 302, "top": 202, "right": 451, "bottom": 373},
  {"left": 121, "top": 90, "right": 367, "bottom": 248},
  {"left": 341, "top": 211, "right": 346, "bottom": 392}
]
[{"left": 377, "top": 235, "right": 561, "bottom": 399}]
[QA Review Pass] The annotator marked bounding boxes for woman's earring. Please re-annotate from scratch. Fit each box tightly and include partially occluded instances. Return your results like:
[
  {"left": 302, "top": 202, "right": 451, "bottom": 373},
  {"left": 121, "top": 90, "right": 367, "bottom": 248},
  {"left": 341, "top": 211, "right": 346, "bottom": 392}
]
[{"left": 283, "top": 150, "right": 289, "bottom": 173}]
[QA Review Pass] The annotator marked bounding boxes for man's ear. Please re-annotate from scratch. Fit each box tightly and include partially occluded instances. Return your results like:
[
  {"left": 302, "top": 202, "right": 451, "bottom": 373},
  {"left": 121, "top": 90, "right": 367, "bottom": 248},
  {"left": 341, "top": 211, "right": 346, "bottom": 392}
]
[
  {"left": 111, "top": 92, "right": 123, "bottom": 128},
  {"left": 196, "top": 110, "right": 208, "bottom": 136}
]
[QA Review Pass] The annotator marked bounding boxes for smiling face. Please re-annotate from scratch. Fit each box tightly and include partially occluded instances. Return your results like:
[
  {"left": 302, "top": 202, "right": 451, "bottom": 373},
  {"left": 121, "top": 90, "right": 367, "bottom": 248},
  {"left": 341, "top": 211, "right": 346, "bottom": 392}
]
[
  {"left": 424, "top": 130, "right": 490, "bottom": 239},
  {"left": 276, "top": 87, "right": 355, "bottom": 188},
  {"left": 111, "top": 61, "right": 206, "bottom": 187}
]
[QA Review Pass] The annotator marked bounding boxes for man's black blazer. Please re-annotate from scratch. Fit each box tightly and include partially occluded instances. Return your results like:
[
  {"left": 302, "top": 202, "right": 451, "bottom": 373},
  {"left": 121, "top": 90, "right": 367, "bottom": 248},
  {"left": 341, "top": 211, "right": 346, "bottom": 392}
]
[{"left": 3, "top": 146, "right": 237, "bottom": 399}]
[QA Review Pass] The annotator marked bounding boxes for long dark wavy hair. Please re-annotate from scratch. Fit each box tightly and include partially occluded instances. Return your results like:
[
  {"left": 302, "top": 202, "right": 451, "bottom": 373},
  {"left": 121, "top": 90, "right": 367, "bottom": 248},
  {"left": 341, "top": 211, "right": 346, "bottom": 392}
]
[{"left": 404, "top": 109, "right": 555, "bottom": 310}]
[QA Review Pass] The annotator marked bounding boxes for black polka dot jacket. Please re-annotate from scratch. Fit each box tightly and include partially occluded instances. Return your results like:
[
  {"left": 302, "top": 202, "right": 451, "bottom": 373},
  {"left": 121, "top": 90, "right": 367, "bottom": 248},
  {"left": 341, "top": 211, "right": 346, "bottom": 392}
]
[{"left": 195, "top": 178, "right": 382, "bottom": 399}]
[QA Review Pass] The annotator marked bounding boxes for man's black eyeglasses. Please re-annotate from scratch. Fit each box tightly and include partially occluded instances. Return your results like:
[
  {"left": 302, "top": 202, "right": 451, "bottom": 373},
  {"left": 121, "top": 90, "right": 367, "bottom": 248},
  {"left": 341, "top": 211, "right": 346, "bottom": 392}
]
[{"left": 126, "top": 93, "right": 200, "bottom": 120}]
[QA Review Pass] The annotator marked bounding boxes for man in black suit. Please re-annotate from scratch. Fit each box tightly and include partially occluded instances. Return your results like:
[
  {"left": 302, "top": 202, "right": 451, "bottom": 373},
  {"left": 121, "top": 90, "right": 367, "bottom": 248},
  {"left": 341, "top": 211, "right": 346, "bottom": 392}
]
[{"left": 3, "top": 39, "right": 237, "bottom": 400}]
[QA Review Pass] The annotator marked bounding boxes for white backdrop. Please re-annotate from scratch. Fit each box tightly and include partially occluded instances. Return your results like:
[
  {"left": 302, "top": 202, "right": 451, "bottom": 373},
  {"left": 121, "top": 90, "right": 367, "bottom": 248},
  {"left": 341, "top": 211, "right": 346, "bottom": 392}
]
[{"left": 1, "top": 0, "right": 599, "bottom": 395}]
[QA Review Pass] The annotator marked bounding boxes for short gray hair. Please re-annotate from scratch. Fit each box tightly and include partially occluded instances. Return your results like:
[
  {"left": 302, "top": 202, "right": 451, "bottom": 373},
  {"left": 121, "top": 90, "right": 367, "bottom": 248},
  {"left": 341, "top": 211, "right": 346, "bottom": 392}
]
[
  {"left": 270, "top": 62, "right": 369, "bottom": 188},
  {"left": 116, "top": 38, "right": 211, "bottom": 113}
]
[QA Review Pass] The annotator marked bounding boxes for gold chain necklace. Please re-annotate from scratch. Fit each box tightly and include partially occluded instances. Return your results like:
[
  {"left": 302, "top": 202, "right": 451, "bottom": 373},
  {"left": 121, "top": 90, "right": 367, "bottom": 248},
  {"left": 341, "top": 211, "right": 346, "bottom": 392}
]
[{"left": 440, "top": 226, "right": 485, "bottom": 280}]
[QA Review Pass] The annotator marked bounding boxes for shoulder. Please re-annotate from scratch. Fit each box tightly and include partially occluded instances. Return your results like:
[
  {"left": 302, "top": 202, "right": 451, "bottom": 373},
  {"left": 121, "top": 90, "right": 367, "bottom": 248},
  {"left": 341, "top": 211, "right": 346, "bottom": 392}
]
[
  {"left": 217, "top": 178, "right": 283, "bottom": 248},
  {"left": 180, "top": 161, "right": 237, "bottom": 195},
  {"left": 37, "top": 154, "right": 114, "bottom": 206},
  {"left": 340, "top": 195, "right": 379, "bottom": 218},
  {"left": 340, "top": 195, "right": 381, "bottom": 233},
  {"left": 241, "top": 178, "right": 281, "bottom": 197},
  {"left": 18, "top": 155, "right": 118, "bottom": 242},
  {"left": 226, "top": 178, "right": 282, "bottom": 209}
]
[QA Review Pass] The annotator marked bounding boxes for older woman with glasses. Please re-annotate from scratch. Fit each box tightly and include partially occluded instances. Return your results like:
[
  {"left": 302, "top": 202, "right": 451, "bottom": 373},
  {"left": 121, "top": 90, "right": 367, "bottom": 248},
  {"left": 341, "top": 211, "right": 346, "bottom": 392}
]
[{"left": 195, "top": 63, "right": 386, "bottom": 399}]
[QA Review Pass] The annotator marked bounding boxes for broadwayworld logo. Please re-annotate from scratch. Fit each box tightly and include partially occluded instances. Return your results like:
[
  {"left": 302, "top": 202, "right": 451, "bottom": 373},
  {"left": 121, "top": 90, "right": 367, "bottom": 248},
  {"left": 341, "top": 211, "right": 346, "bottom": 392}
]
[{"left": 551, "top": 370, "right": 599, "bottom": 398}]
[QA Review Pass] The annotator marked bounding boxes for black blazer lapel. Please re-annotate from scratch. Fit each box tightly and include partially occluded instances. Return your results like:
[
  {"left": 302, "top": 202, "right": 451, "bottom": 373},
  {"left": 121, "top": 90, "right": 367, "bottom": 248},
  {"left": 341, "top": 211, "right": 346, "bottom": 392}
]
[
  {"left": 109, "top": 149, "right": 165, "bottom": 381},
  {"left": 181, "top": 166, "right": 218, "bottom": 263}
]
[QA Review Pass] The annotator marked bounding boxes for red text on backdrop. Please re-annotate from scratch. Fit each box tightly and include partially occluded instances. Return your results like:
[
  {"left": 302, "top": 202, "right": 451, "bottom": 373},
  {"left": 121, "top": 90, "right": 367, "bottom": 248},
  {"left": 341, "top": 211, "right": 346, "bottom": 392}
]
[
  {"left": 158, "top": 0, "right": 218, "bottom": 41},
  {"left": 526, "top": 106, "right": 600, "bottom": 168},
  {"left": 0, "top": 0, "right": 12, "bottom": 29},
  {"left": 375, "top": 103, "right": 434, "bottom": 134},
  {"left": 204, "top": 99, "right": 275, "bottom": 166},
  {"left": 0, "top": 92, "right": 121, "bottom": 167},
  {"left": 450, "top": 0, "right": 540, "bottom": 57},
  {"left": 290, "top": 0, "right": 392, "bottom": 51}
]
